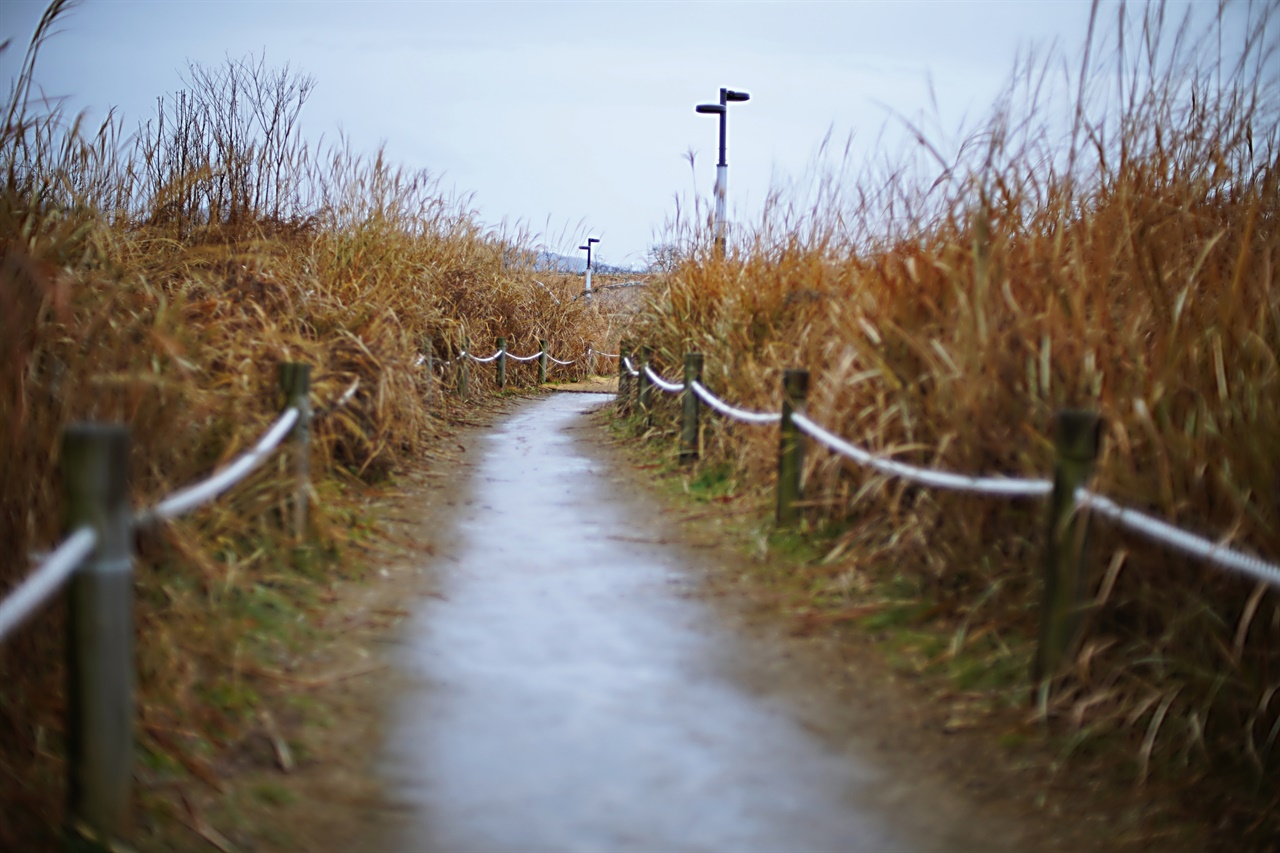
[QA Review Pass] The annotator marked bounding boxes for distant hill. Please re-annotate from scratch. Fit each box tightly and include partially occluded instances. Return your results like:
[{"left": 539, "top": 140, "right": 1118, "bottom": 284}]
[
  {"left": 534, "top": 251, "right": 586, "bottom": 273},
  {"left": 532, "top": 251, "right": 640, "bottom": 274}
]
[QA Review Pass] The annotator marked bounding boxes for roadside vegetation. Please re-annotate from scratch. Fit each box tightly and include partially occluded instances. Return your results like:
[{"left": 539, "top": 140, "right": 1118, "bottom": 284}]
[
  {"left": 0, "top": 2, "right": 610, "bottom": 846},
  {"left": 630, "top": 2, "right": 1278, "bottom": 844}
]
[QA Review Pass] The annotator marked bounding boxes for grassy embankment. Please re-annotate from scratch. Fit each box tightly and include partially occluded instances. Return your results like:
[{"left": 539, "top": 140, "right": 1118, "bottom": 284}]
[
  {"left": 628, "top": 3, "right": 1277, "bottom": 844},
  {"left": 0, "top": 4, "right": 612, "bottom": 846}
]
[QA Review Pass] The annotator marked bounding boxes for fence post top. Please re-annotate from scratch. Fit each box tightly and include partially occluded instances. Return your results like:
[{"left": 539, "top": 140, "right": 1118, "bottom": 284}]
[
  {"left": 1052, "top": 410, "right": 1102, "bottom": 460},
  {"left": 62, "top": 424, "right": 132, "bottom": 500},
  {"left": 782, "top": 368, "right": 810, "bottom": 396},
  {"left": 64, "top": 422, "right": 130, "bottom": 441}
]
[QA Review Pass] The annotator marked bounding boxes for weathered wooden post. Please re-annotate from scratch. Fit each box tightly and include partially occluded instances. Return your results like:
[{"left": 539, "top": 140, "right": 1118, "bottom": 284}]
[
  {"left": 617, "top": 341, "right": 631, "bottom": 413},
  {"left": 588, "top": 346, "right": 597, "bottom": 377},
  {"left": 458, "top": 334, "right": 470, "bottom": 400},
  {"left": 1033, "top": 410, "right": 1103, "bottom": 687},
  {"left": 637, "top": 344, "right": 653, "bottom": 424},
  {"left": 279, "top": 362, "right": 311, "bottom": 542},
  {"left": 775, "top": 368, "right": 809, "bottom": 527},
  {"left": 423, "top": 335, "right": 434, "bottom": 404},
  {"left": 680, "top": 352, "right": 704, "bottom": 464},
  {"left": 63, "top": 424, "right": 134, "bottom": 843},
  {"left": 538, "top": 339, "right": 549, "bottom": 385},
  {"left": 496, "top": 337, "right": 507, "bottom": 390}
]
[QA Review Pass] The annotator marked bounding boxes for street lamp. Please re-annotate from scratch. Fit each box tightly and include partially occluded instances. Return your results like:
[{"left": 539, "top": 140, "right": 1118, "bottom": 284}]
[
  {"left": 695, "top": 87, "right": 749, "bottom": 255},
  {"left": 578, "top": 237, "right": 600, "bottom": 302}
]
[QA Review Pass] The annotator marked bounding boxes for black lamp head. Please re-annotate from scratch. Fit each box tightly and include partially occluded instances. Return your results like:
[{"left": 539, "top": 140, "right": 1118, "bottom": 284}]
[{"left": 695, "top": 103, "right": 725, "bottom": 115}]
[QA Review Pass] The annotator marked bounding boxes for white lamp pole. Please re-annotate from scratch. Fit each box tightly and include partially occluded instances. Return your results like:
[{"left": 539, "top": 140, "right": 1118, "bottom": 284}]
[
  {"left": 696, "top": 87, "right": 750, "bottom": 256},
  {"left": 579, "top": 237, "right": 600, "bottom": 302}
]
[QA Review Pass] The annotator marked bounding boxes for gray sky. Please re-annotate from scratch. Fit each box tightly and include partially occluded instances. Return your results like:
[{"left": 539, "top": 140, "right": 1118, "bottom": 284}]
[{"left": 0, "top": 0, "right": 1249, "bottom": 267}]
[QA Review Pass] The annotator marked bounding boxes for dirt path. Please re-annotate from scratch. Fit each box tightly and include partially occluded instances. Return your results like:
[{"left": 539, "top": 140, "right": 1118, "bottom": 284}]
[
  {"left": 171, "top": 390, "right": 1149, "bottom": 851},
  {"left": 370, "top": 393, "right": 1110, "bottom": 852}
]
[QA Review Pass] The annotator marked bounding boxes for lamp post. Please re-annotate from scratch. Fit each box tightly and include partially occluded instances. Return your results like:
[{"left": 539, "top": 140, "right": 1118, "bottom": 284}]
[
  {"left": 579, "top": 237, "right": 600, "bottom": 302},
  {"left": 695, "top": 87, "right": 749, "bottom": 255}
]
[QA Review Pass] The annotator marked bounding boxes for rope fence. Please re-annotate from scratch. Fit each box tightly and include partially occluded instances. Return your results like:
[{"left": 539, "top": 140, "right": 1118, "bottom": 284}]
[
  {"left": 1078, "top": 490, "right": 1280, "bottom": 588},
  {"left": 791, "top": 412, "right": 1052, "bottom": 498},
  {"left": 455, "top": 344, "right": 585, "bottom": 367},
  {"left": 691, "top": 380, "right": 780, "bottom": 426},
  {"left": 2, "top": 327, "right": 617, "bottom": 844},
  {"left": 638, "top": 358, "right": 1276, "bottom": 585},
  {"left": 136, "top": 408, "right": 300, "bottom": 526},
  {"left": 620, "top": 346, "right": 1277, "bottom": 690},
  {"left": 0, "top": 359, "right": 366, "bottom": 844}
]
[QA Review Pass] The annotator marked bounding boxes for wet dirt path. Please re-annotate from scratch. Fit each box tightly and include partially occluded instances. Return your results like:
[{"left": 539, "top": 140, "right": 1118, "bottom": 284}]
[{"left": 378, "top": 393, "right": 1017, "bottom": 852}]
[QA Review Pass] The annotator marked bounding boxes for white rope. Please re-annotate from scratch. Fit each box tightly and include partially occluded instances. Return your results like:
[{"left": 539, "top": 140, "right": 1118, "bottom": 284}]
[
  {"left": 465, "top": 350, "right": 502, "bottom": 364},
  {"left": 622, "top": 357, "right": 640, "bottom": 377},
  {"left": 315, "top": 379, "right": 361, "bottom": 420},
  {"left": 547, "top": 354, "right": 576, "bottom": 366},
  {"left": 334, "top": 379, "right": 359, "bottom": 409},
  {"left": 506, "top": 351, "right": 543, "bottom": 362},
  {"left": 0, "top": 527, "right": 97, "bottom": 641},
  {"left": 532, "top": 279, "right": 561, "bottom": 304},
  {"left": 138, "top": 407, "right": 301, "bottom": 524},
  {"left": 790, "top": 411, "right": 1275, "bottom": 584},
  {"left": 594, "top": 351, "right": 619, "bottom": 359},
  {"left": 690, "top": 380, "right": 781, "bottom": 425},
  {"left": 791, "top": 412, "right": 1052, "bottom": 498},
  {"left": 643, "top": 364, "right": 685, "bottom": 393},
  {"left": 1079, "top": 490, "right": 1280, "bottom": 588}
]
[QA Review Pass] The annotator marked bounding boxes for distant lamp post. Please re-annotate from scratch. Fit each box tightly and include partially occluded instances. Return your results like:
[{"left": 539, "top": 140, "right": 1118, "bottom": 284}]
[
  {"left": 695, "top": 87, "right": 749, "bottom": 255},
  {"left": 579, "top": 237, "right": 600, "bottom": 302}
]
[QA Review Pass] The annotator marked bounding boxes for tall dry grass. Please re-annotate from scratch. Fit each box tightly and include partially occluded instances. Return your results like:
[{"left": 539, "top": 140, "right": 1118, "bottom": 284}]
[
  {"left": 0, "top": 4, "right": 609, "bottom": 844},
  {"left": 634, "top": 0, "right": 1277, "bottom": 839}
]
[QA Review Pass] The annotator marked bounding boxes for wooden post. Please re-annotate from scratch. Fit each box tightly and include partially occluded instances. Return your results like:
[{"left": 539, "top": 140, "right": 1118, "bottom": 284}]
[
  {"left": 680, "top": 352, "right": 704, "bottom": 464},
  {"left": 279, "top": 363, "right": 311, "bottom": 543},
  {"left": 588, "top": 346, "right": 597, "bottom": 377},
  {"left": 496, "top": 337, "right": 507, "bottom": 390},
  {"left": 775, "top": 368, "right": 809, "bottom": 527},
  {"left": 458, "top": 334, "right": 470, "bottom": 400},
  {"left": 617, "top": 341, "right": 631, "bottom": 413},
  {"left": 637, "top": 345, "right": 653, "bottom": 424},
  {"left": 423, "top": 335, "right": 434, "bottom": 404},
  {"left": 63, "top": 424, "right": 134, "bottom": 843},
  {"left": 1033, "top": 410, "right": 1103, "bottom": 687},
  {"left": 538, "top": 339, "right": 548, "bottom": 385}
]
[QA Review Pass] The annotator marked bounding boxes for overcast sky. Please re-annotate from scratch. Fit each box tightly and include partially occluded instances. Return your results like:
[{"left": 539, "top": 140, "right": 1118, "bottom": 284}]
[{"left": 0, "top": 0, "right": 1254, "bottom": 267}]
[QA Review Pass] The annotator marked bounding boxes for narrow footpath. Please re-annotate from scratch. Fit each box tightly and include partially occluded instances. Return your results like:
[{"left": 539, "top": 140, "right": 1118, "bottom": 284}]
[{"left": 376, "top": 393, "right": 1033, "bottom": 852}]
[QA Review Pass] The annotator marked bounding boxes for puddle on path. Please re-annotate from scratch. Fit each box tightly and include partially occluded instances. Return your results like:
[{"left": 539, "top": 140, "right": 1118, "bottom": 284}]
[{"left": 379, "top": 393, "right": 1000, "bottom": 852}]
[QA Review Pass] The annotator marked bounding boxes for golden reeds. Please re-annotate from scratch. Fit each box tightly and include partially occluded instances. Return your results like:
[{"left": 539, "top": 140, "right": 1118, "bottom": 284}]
[
  {"left": 633, "top": 0, "right": 1278, "bottom": 838},
  {"left": 1, "top": 5, "right": 609, "bottom": 844}
]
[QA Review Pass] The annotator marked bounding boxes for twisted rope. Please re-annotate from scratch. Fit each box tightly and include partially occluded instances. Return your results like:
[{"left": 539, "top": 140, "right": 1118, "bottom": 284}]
[
  {"left": 643, "top": 364, "right": 685, "bottom": 393},
  {"left": 0, "top": 528, "right": 97, "bottom": 641},
  {"left": 1079, "top": 490, "right": 1280, "bottom": 588},
  {"left": 137, "top": 408, "right": 301, "bottom": 526},
  {"left": 689, "top": 380, "right": 780, "bottom": 425}
]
